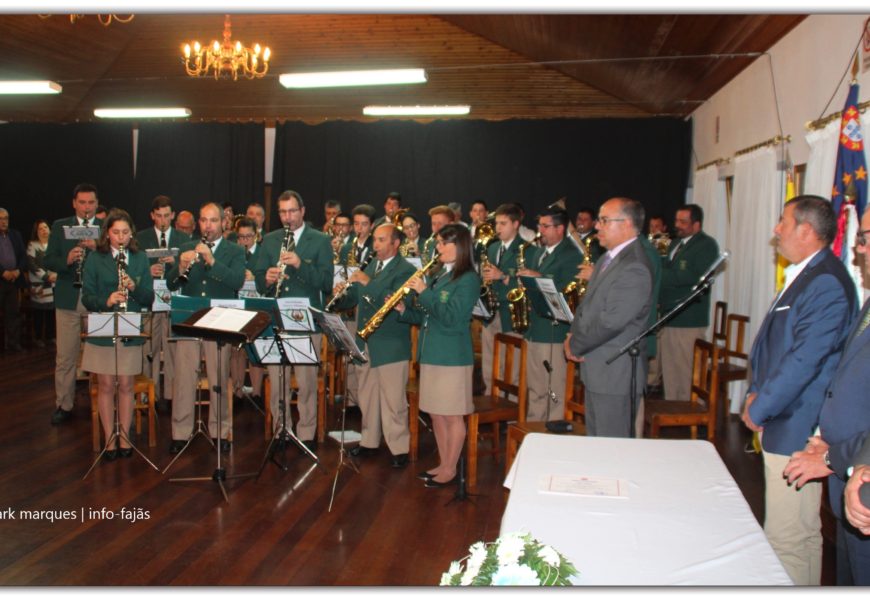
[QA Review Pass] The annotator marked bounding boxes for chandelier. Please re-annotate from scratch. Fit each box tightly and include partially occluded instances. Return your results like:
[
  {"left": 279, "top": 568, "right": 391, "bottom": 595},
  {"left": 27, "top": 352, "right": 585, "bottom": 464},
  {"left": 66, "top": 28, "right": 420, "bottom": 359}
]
[
  {"left": 38, "top": 15, "right": 135, "bottom": 26},
  {"left": 182, "top": 15, "right": 271, "bottom": 81}
]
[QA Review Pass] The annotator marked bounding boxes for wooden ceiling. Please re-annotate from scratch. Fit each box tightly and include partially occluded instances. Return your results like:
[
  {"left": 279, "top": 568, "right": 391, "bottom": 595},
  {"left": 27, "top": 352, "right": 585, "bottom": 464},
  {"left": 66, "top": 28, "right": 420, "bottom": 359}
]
[{"left": 0, "top": 13, "right": 805, "bottom": 123}]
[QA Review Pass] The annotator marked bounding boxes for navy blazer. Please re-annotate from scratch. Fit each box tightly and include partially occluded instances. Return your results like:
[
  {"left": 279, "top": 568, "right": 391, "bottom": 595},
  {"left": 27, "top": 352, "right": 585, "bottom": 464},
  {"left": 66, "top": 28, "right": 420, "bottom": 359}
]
[{"left": 748, "top": 247, "right": 857, "bottom": 456}]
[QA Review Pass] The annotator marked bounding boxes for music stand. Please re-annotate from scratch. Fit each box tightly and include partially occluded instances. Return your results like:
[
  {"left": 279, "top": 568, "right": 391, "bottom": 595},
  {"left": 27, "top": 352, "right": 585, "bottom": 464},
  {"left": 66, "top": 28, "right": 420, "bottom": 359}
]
[
  {"left": 82, "top": 311, "right": 160, "bottom": 479},
  {"left": 168, "top": 306, "right": 271, "bottom": 502},
  {"left": 311, "top": 307, "right": 369, "bottom": 512}
]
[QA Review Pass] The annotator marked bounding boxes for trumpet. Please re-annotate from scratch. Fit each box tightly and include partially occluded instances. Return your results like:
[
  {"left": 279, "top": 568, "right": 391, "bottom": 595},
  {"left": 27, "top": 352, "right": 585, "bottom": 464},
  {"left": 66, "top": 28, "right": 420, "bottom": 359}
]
[
  {"left": 274, "top": 226, "right": 294, "bottom": 299},
  {"left": 177, "top": 236, "right": 207, "bottom": 284},
  {"left": 358, "top": 252, "right": 441, "bottom": 341},
  {"left": 116, "top": 244, "right": 128, "bottom": 312},
  {"left": 506, "top": 232, "right": 541, "bottom": 333}
]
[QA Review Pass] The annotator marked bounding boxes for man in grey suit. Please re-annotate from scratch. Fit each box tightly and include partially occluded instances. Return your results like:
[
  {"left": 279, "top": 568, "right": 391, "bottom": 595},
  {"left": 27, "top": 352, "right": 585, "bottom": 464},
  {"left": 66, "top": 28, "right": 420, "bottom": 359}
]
[{"left": 565, "top": 197, "right": 654, "bottom": 437}]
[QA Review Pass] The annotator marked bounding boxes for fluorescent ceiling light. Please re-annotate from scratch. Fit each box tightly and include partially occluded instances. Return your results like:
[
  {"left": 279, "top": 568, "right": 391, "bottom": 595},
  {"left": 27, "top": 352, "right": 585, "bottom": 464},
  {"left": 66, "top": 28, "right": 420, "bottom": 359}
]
[
  {"left": 94, "top": 108, "right": 192, "bottom": 119},
  {"left": 280, "top": 68, "right": 427, "bottom": 89},
  {"left": 0, "top": 80, "right": 62, "bottom": 94},
  {"left": 363, "top": 105, "right": 471, "bottom": 116}
]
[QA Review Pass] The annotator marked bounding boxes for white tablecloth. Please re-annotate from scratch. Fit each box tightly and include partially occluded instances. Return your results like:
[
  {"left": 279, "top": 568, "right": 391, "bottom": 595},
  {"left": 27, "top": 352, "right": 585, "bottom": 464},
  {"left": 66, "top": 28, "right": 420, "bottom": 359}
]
[{"left": 501, "top": 434, "right": 791, "bottom": 585}]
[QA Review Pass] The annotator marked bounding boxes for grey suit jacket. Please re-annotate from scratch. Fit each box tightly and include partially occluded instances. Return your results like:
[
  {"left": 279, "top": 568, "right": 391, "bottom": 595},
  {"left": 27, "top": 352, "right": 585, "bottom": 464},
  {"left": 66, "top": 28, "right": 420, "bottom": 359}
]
[{"left": 569, "top": 236, "right": 654, "bottom": 397}]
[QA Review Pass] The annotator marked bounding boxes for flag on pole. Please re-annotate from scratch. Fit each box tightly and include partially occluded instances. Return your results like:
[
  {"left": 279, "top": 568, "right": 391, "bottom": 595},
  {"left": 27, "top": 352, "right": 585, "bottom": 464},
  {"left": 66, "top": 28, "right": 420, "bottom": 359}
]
[
  {"left": 831, "top": 82, "right": 868, "bottom": 256},
  {"left": 775, "top": 152, "right": 796, "bottom": 292}
]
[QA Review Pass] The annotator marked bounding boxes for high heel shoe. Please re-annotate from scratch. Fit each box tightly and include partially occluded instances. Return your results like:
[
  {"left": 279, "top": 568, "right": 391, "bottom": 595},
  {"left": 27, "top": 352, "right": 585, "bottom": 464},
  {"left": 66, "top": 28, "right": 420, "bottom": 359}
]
[
  {"left": 424, "top": 475, "right": 457, "bottom": 488},
  {"left": 119, "top": 447, "right": 133, "bottom": 459},
  {"left": 416, "top": 470, "right": 436, "bottom": 481}
]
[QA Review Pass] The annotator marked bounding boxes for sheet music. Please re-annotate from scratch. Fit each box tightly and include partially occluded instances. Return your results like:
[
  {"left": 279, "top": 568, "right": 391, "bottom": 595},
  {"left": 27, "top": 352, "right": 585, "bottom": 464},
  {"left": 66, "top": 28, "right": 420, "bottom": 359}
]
[
  {"left": 333, "top": 265, "right": 359, "bottom": 286},
  {"left": 404, "top": 256, "right": 423, "bottom": 270},
  {"left": 145, "top": 247, "right": 179, "bottom": 259},
  {"left": 539, "top": 474, "right": 627, "bottom": 499},
  {"left": 194, "top": 306, "right": 256, "bottom": 332},
  {"left": 277, "top": 297, "right": 314, "bottom": 332},
  {"left": 210, "top": 299, "right": 245, "bottom": 309},
  {"left": 86, "top": 312, "right": 142, "bottom": 337},
  {"left": 252, "top": 335, "right": 319, "bottom": 365},
  {"left": 62, "top": 225, "right": 100, "bottom": 240},
  {"left": 238, "top": 280, "right": 260, "bottom": 299},
  {"left": 152, "top": 279, "right": 175, "bottom": 312},
  {"left": 535, "top": 277, "right": 574, "bottom": 323}
]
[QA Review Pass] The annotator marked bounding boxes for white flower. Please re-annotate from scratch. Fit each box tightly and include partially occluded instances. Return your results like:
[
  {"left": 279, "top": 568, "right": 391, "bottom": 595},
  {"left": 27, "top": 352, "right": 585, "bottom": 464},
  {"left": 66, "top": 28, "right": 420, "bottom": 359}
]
[
  {"left": 460, "top": 542, "right": 487, "bottom": 585},
  {"left": 490, "top": 563, "right": 541, "bottom": 586},
  {"left": 495, "top": 533, "right": 526, "bottom": 566},
  {"left": 538, "top": 545, "right": 560, "bottom": 568},
  {"left": 439, "top": 561, "right": 463, "bottom": 585}
]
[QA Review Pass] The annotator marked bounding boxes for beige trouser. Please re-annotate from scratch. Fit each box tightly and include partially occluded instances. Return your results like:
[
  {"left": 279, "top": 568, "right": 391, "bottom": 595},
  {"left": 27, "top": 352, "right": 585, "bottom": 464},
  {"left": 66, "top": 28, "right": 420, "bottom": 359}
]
[
  {"left": 230, "top": 345, "right": 264, "bottom": 396},
  {"left": 661, "top": 326, "right": 706, "bottom": 400},
  {"left": 357, "top": 355, "right": 409, "bottom": 454},
  {"left": 762, "top": 449, "right": 822, "bottom": 585},
  {"left": 171, "top": 339, "right": 232, "bottom": 440},
  {"left": 268, "top": 333, "right": 322, "bottom": 441},
  {"left": 526, "top": 341, "right": 566, "bottom": 422},
  {"left": 344, "top": 318, "right": 359, "bottom": 406},
  {"left": 142, "top": 312, "right": 176, "bottom": 399},
  {"left": 480, "top": 317, "right": 521, "bottom": 395},
  {"left": 646, "top": 329, "right": 663, "bottom": 387},
  {"left": 55, "top": 299, "right": 87, "bottom": 411}
]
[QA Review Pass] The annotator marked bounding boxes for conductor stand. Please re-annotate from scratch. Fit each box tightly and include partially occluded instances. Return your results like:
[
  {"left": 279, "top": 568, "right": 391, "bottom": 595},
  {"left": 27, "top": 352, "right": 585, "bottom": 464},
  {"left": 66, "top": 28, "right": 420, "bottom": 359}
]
[
  {"left": 169, "top": 306, "right": 271, "bottom": 502},
  {"left": 83, "top": 311, "right": 160, "bottom": 479},
  {"left": 311, "top": 308, "right": 369, "bottom": 512},
  {"left": 605, "top": 251, "right": 729, "bottom": 437}
]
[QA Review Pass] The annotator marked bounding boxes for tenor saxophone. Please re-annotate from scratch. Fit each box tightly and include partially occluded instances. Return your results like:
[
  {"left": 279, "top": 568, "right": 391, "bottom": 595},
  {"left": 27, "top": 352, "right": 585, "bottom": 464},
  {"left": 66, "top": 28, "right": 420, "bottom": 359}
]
[
  {"left": 505, "top": 233, "right": 541, "bottom": 333},
  {"left": 358, "top": 252, "right": 441, "bottom": 341}
]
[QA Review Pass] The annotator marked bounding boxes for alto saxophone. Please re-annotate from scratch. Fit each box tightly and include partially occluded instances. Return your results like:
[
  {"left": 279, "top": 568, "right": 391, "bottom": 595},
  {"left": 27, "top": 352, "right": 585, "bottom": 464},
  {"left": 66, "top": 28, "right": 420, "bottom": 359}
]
[
  {"left": 358, "top": 252, "right": 441, "bottom": 341},
  {"left": 116, "top": 243, "right": 128, "bottom": 312},
  {"left": 274, "top": 226, "right": 293, "bottom": 298},
  {"left": 505, "top": 233, "right": 541, "bottom": 333},
  {"left": 563, "top": 234, "right": 594, "bottom": 312}
]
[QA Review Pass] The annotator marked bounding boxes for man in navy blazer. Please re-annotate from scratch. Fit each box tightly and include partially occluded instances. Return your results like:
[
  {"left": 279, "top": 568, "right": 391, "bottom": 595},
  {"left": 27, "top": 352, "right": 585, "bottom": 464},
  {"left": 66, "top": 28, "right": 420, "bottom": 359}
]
[
  {"left": 742, "top": 195, "right": 857, "bottom": 585},
  {"left": 0, "top": 207, "right": 27, "bottom": 352},
  {"left": 844, "top": 434, "right": 870, "bottom": 536},
  {"left": 783, "top": 206, "right": 870, "bottom": 585}
]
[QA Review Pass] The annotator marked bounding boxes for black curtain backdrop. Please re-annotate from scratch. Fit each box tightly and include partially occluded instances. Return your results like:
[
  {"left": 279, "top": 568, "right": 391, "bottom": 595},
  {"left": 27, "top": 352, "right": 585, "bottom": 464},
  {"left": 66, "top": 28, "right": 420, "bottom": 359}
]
[
  {"left": 272, "top": 118, "right": 692, "bottom": 236},
  {"left": 0, "top": 123, "right": 133, "bottom": 240},
  {"left": 133, "top": 122, "right": 265, "bottom": 230}
]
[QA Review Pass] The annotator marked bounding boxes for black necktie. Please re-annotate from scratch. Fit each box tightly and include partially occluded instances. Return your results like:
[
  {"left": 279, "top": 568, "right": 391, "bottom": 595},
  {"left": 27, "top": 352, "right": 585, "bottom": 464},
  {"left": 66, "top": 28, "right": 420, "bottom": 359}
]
[
  {"left": 374, "top": 260, "right": 383, "bottom": 276},
  {"left": 287, "top": 231, "right": 296, "bottom": 253},
  {"left": 159, "top": 231, "right": 167, "bottom": 248},
  {"left": 246, "top": 250, "right": 252, "bottom": 262},
  {"left": 81, "top": 218, "right": 88, "bottom": 227},
  {"left": 497, "top": 245, "right": 505, "bottom": 265}
]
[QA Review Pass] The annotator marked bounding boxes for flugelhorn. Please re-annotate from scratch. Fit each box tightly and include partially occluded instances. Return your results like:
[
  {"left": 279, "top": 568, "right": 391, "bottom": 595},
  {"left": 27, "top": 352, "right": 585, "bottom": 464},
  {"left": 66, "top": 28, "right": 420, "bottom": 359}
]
[
  {"left": 358, "top": 251, "right": 441, "bottom": 341},
  {"left": 177, "top": 236, "right": 207, "bottom": 284}
]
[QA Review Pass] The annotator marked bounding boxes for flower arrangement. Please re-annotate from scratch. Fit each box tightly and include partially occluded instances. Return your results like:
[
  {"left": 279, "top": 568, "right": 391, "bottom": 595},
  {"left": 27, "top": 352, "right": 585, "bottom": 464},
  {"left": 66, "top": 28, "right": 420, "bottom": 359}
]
[{"left": 440, "top": 531, "right": 578, "bottom": 586}]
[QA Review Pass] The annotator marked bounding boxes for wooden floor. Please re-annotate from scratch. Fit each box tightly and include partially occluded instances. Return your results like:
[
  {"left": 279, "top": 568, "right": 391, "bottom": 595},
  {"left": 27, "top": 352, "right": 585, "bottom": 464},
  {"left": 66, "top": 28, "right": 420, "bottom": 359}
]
[{"left": 0, "top": 343, "right": 833, "bottom": 585}]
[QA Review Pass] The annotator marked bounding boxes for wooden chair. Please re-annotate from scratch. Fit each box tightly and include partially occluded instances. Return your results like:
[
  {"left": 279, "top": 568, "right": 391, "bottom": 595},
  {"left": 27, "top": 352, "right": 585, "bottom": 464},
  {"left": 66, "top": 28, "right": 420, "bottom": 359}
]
[
  {"left": 644, "top": 338, "right": 718, "bottom": 440},
  {"left": 406, "top": 325, "right": 422, "bottom": 462},
  {"left": 505, "top": 359, "right": 587, "bottom": 475},
  {"left": 466, "top": 333, "right": 527, "bottom": 488},
  {"left": 712, "top": 301, "right": 728, "bottom": 347},
  {"left": 717, "top": 313, "right": 749, "bottom": 422},
  {"left": 90, "top": 373, "right": 157, "bottom": 451}
]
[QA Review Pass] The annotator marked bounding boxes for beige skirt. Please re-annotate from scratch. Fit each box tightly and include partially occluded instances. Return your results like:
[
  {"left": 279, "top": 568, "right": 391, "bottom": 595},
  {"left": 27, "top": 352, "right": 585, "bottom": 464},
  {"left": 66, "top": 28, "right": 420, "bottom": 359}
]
[
  {"left": 81, "top": 342, "right": 143, "bottom": 376},
  {"left": 419, "top": 364, "right": 473, "bottom": 416}
]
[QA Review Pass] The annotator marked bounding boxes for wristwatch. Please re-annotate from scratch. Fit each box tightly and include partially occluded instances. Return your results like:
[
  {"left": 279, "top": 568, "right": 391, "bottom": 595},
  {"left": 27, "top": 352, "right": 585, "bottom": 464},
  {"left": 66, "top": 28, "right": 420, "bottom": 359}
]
[{"left": 823, "top": 450, "right": 831, "bottom": 468}]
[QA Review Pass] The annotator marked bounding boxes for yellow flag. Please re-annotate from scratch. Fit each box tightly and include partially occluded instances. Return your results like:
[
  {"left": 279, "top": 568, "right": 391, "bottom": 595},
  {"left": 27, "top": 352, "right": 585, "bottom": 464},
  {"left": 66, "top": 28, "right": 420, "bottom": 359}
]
[{"left": 775, "top": 168, "right": 796, "bottom": 291}]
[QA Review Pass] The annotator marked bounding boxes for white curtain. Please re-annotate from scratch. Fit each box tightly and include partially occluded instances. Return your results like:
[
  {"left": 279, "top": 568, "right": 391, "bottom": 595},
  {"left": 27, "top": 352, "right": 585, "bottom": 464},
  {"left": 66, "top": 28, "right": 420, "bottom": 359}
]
[
  {"left": 692, "top": 164, "right": 729, "bottom": 342},
  {"left": 725, "top": 146, "right": 782, "bottom": 412},
  {"left": 804, "top": 119, "right": 840, "bottom": 198}
]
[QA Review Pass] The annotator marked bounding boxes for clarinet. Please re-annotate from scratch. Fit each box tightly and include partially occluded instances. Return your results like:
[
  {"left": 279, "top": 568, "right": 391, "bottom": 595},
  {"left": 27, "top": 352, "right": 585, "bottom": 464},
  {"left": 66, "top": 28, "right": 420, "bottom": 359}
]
[
  {"left": 116, "top": 244, "right": 128, "bottom": 312},
  {"left": 324, "top": 249, "right": 374, "bottom": 312},
  {"left": 273, "top": 226, "right": 293, "bottom": 299},
  {"left": 177, "top": 236, "right": 207, "bottom": 284},
  {"left": 72, "top": 248, "right": 85, "bottom": 289}
]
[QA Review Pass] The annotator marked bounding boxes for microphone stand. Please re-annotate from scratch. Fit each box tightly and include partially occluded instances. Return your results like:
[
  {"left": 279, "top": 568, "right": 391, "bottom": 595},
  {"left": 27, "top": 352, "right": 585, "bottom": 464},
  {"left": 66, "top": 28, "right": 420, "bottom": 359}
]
[{"left": 605, "top": 267, "right": 725, "bottom": 437}]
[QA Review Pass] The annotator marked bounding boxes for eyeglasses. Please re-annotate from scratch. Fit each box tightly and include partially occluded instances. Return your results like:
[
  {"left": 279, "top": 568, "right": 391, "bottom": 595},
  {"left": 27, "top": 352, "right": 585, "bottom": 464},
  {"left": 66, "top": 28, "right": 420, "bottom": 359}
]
[
  {"left": 236, "top": 233, "right": 255, "bottom": 239},
  {"left": 595, "top": 217, "right": 626, "bottom": 226},
  {"left": 857, "top": 230, "right": 870, "bottom": 247}
]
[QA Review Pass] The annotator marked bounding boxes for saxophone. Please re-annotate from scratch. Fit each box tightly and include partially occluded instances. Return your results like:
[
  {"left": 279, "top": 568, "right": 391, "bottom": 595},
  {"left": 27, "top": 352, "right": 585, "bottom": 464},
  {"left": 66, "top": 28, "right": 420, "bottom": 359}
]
[
  {"left": 563, "top": 234, "right": 594, "bottom": 312},
  {"left": 273, "top": 226, "right": 293, "bottom": 298},
  {"left": 475, "top": 216, "right": 499, "bottom": 316},
  {"left": 116, "top": 244, "right": 128, "bottom": 312},
  {"left": 358, "top": 252, "right": 441, "bottom": 341},
  {"left": 505, "top": 233, "right": 541, "bottom": 333}
]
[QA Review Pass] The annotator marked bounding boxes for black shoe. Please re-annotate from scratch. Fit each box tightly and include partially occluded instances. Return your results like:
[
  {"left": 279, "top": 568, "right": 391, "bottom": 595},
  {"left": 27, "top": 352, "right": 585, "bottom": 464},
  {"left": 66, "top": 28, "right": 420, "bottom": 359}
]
[
  {"left": 390, "top": 453, "right": 409, "bottom": 468},
  {"left": 104, "top": 449, "right": 118, "bottom": 462},
  {"left": 51, "top": 407, "right": 73, "bottom": 425},
  {"left": 169, "top": 439, "right": 186, "bottom": 454},
  {"left": 299, "top": 440, "right": 318, "bottom": 455},
  {"left": 424, "top": 475, "right": 458, "bottom": 488},
  {"left": 119, "top": 448, "right": 133, "bottom": 459},
  {"left": 349, "top": 445, "right": 378, "bottom": 457},
  {"left": 417, "top": 470, "right": 435, "bottom": 481}
]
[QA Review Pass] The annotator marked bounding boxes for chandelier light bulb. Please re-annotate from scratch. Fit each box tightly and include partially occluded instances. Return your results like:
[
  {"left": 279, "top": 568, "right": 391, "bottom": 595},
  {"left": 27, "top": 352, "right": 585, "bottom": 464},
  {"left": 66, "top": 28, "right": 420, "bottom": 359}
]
[{"left": 181, "top": 15, "right": 271, "bottom": 81}]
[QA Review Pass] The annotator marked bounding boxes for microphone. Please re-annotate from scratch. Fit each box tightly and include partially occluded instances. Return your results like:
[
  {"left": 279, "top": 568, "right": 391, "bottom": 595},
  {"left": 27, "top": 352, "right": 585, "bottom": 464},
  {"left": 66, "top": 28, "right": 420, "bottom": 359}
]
[{"left": 691, "top": 250, "right": 730, "bottom": 293}]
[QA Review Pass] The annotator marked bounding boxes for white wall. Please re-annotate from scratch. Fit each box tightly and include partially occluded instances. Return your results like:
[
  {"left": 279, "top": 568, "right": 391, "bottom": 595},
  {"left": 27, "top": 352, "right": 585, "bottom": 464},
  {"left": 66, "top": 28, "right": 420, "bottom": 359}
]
[{"left": 692, "top": 14, "right": 870, "bottom": 170}]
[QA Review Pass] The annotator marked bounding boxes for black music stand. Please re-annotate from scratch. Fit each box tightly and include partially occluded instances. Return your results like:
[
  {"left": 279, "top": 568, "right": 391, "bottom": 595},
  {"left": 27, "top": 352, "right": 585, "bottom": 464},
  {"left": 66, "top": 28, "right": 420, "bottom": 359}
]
[
  {"left": 311, "top": 307, "right": 369, "bottom": 512},
  {"left": 168, "top": 306, "right": 271, "bottom": 502},
  {"left": 83, "top": 311, "right": 161, "bottom": 479}
]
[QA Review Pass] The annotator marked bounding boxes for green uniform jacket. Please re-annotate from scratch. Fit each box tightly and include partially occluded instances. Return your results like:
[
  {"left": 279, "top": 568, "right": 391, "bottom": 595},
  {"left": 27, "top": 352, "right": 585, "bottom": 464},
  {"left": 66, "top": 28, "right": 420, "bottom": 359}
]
[
  {"left": 400, "top": 269, "right": 480, "bottom": 366},
  {"left": 638, "top": 235, "right": 663, "bottom": 357},
  {"left": 524, "top": 238, "right": 582, "bottom": 344},
  {"left": 43, "top": 215, "right": 103, "bottom": 310},
  {"left": 82, "top": 249, "right": 155, "bottom": 347},
  {"left": 135, "top": 227, "right": 191, "bottom": 265},
  {"left": 659, "top": 230, "right": 719, "bottom": 328},
  {"left": 165, "top": 238, "right": 246, "bottom": 299},
  {"left": 339, "top": 234, "right": 373, "bottom": 267},
  {"left": 487, "top": 237, "right": 539, "bottom": 333},
  {"left": 335, "top": 255, "right": 417, "bottom": 367},
  {"left": 253, "top": 226, "right": 333, "bottom": 331}
]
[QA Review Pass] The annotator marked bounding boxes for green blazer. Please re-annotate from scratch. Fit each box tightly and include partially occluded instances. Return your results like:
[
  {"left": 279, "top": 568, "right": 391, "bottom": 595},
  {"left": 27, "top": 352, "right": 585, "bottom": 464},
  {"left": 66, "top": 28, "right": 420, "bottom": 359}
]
[
  {"left": 135, "top": 227, "right": 191, "bottom": 265},
  {"left": 659, "top": 230, "right": 720, "bottom": 328},
  {"left": 253, "top": 226, "right": 333, "bottom": 331},
  {"left": 638, "top": 235, "right": 663, "bottom": 357},
  {"left": 339, "top": 234, "right": 373, "bottom": 267},
  {"left": 43, "top": 215, "right": 103, "bottom": 310},
  {"left": 165, "top": 238, "right": 245, "bottom": 299},
  {"left": 243, "top": 242, "right": 261, "bottom": 271},
  {"left": 81, "top": 249, "right": 154, "bottom": 347},
  {"left": 487, "top": 237, "right": 539, "bottom": 332},
  {"left": 400, "top": 269, "right": 480, "bottom": 366},
  {"left": 336, "top": 255, "right": 417, "bottom": 367},
  {"left": 524, "top": 238, "right": 582, "bottom": 344}
]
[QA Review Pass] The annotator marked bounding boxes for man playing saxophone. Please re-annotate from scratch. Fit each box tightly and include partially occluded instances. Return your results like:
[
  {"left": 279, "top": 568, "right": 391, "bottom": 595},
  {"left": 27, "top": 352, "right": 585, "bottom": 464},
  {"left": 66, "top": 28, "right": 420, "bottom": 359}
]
[
  {"left": 517, "top": 206, "right": 581, "bottom": 421},
  {"left": 478, "top": 203, "right": 527, "bottom": 395},
  {"left": 329, "top": 223, "right": 417, "bottom": 468}
]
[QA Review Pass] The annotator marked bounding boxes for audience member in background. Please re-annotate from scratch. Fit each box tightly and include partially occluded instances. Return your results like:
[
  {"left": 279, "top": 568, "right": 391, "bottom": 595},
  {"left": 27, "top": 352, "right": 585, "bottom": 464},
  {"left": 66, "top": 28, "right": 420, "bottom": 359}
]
[
  {"left": 95, "top": 205, "right": 108, "bottom": 221},
  {"left": 0, "top": 208, "right": 26, "bottom": 352},
  {"left": 373, "top": 192, "right": 402, "bottom": 229},
  {"left": 323, "top": 199, "right": 342, "bottom": 233},
  {"left": 399, "top": 212, "right": 424, "bottom": 257},
  {"left": 448, "top": 201, "right": 470, "bottom": 229},
  {"left": 245, "top": 202, "right": 266, "bottom": 242},
  {"left": 424, "top": 205, "right": 456, "bottom": 261},
  {"left": 469, "top": 199, "right": 489, "bottom": 239},
  {"left": 175, "top": 210, "right": 196, "bottom": 237},
  {"left": 514, "top": 203, "right": 537, "bottom": 242},
  {"left": 26, "top": 219, "right": 56, "bottom": 347}
]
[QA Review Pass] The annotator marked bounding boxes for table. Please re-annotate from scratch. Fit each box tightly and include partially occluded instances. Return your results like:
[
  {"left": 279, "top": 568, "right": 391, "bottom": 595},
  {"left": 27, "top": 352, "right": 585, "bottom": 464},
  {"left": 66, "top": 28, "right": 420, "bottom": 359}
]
[{"left": 501, "top": 434, "right": 791, "bottom": 585}]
